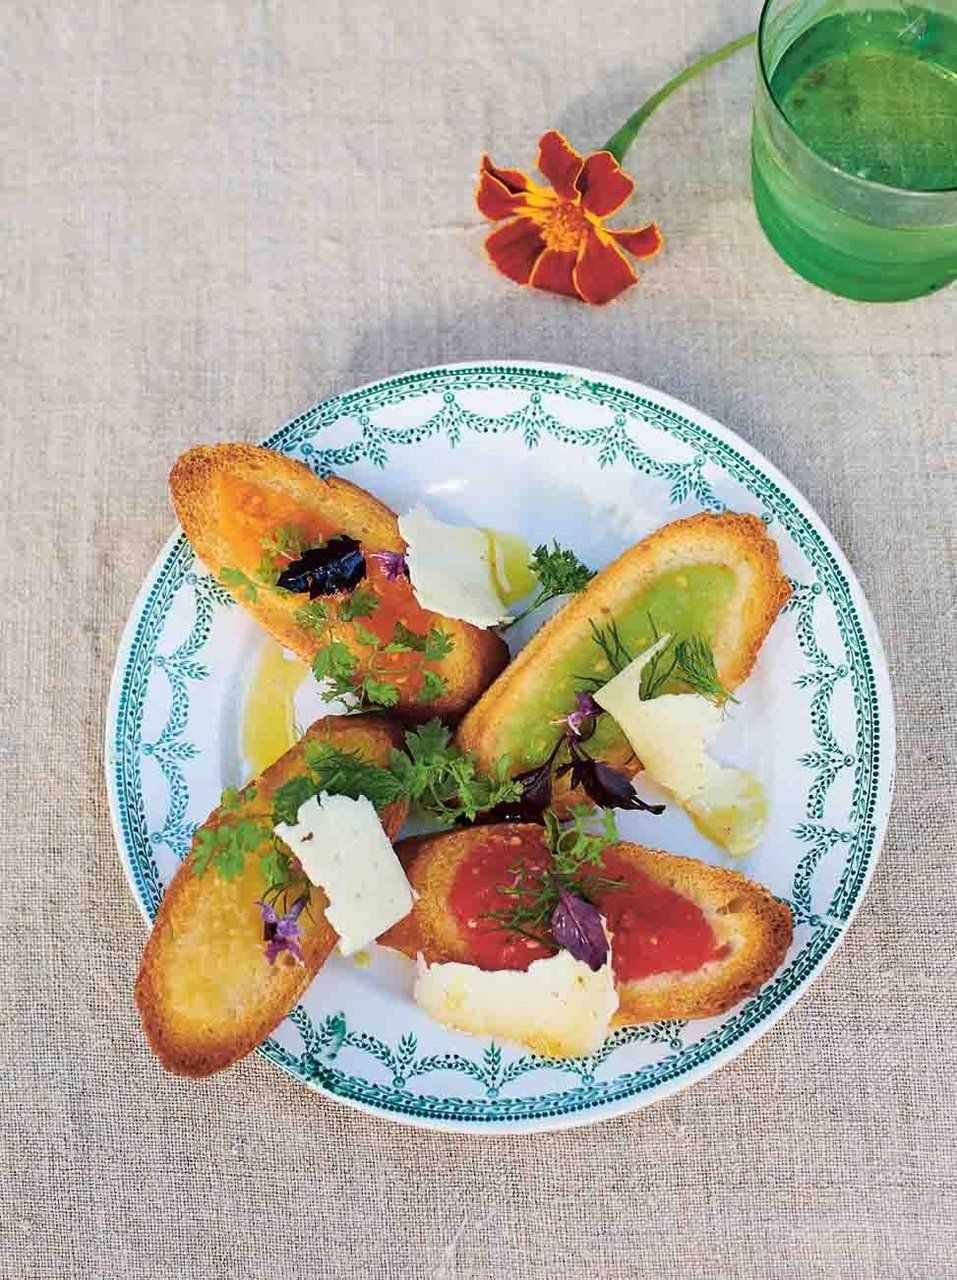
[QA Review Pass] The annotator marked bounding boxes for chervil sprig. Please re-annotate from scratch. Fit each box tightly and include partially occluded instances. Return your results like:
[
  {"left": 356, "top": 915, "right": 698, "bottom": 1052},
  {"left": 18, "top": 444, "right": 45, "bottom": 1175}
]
[
  {"left": 311, "top": 613, "right": 453, "bottom": 711},
  {"left": 509, "top": 541, "right": 594, "bottom": 625},
  {"left": 389, "top": 721, "right": 522, "bottom": 824}
]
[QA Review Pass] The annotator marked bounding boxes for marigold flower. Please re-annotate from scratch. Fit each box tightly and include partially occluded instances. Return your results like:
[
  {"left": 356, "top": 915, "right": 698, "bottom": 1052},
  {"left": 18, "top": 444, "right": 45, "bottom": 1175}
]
[{"left": 476, "top": 130, "right": 662, "bottom": 305}]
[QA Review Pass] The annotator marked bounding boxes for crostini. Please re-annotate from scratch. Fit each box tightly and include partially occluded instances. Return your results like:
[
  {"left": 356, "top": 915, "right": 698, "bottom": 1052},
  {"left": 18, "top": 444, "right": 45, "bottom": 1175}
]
[
  {"left": 170, "top": 444, "right": 509, "bottom": 721},
  {"left": 380, "top": 823, "right": 793, "bottom": 1025},
  {"left": 136, "top": 714, "right": 408, "bottom": 1077},
  {"left": 456, "top": 511, "right": 791, "bottom": 808}
]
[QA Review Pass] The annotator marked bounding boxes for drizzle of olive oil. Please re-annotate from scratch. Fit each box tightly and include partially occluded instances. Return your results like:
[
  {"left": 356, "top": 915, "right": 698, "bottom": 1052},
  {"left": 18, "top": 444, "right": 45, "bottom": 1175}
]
[
  {"left": 242, "top": 640, "right": 309, "bottom": 774},
  {"left": 484, "top": 529, "right": 537, "bottom": 608}
]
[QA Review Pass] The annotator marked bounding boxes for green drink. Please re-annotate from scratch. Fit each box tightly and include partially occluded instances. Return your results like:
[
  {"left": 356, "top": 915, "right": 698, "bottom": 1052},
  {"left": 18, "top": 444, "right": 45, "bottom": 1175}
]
[{"left": 752, "top": 1, "right": 957, "bottom": 300}]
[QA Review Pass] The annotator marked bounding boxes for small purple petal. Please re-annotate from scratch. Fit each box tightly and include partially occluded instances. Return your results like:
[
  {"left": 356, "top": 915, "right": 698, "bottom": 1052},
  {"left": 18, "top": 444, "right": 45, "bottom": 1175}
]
[
  {"left": 257, "top": 895, "right": 307, "bottom": 965},
  {"left": 552, "top": 690, "right": 602, "bottom": 739},
  {"left": 550, "top": 886, "right": 608, "bottom": 971},
  {"left": 575, "top": 691, "right": 601, "bottom": 718},
  {"left": 371, "top": 550, "right": 409, "bottom": 581}
]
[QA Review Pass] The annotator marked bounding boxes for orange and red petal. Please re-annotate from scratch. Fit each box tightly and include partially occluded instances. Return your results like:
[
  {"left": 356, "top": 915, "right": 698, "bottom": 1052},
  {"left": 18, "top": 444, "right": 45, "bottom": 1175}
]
[
  {"left": 573, "top": 226, "right": 638, "bottom": 305},
  {"left": 484, "top": 217, "right": 546, "bottom": 285},
  {"left": 576, "top": 151, "right": 635, "bottom": 218},
  {"left": 476, "top": 168, "right": 531, "bottom": 221},
  {"left": 480, "top": 154, "right": 532, "bottom": 195},
  {"left": 528, "top": 247, "right": 579, "bottom": 297},
  {"left": 537, "top": 131, "right": 584, "bottom": 201},
  {"left": 609, "top": 222, "right": 664, "bottom": 259}
]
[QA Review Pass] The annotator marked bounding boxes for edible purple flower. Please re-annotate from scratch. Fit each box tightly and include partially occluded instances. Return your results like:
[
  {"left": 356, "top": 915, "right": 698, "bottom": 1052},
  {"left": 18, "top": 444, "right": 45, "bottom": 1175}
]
[
  {"left": 552, "top": 691, "right": 601, "bottom": 739},
  {"left": 277, "top": 536, "right": 366, "bottom": 598},
  {"left": 561, "top": 740, "right": 665, "bottom": 814},
  {"left": 550, "top": 885, "right": 608, "bottom": 971},
  {"left": 370, "top": 550, "right": 409, "bottom": 581},
  {"left": 257, "top": 896, "right": 307, "bottom": 965}
]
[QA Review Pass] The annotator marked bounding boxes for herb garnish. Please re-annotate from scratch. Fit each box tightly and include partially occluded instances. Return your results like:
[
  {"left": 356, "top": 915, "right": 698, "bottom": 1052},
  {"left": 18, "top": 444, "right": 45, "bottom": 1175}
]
[
  {"left": 585, "top": 615, "right": 736, "bottom": 706},
  {"left": 482, "top": 806, "right": 623, "bottom": 951},
  {"left": 297, "top": 589, "right": 453, "bottom": 710},
  {"left": 192, "top": 722, "right": 522, "bottom": 888},
  {"left": 509, "top": 542, "right": 595, "bottom": 625},
  {"left": 277, "top": 536, "right": 367, "bottom": 598},
  {"left": 389, "top": 720, "right": 522, "bottom": 825}
]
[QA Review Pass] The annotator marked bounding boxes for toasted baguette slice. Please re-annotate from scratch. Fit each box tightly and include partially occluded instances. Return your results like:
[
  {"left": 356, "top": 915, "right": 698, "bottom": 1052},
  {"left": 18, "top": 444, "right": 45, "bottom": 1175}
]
[
  {"left": 136, "top": 714, "right": 408, "bottom": 1077},
  {"left": 379, "top": 824, "right": 793, "bottom": 1025},
  {"left": 456, "top": 512, "right": 791, "bottom": 793},
  {"left": 170, "top": 444, "right": 508, "bottom": 721}
]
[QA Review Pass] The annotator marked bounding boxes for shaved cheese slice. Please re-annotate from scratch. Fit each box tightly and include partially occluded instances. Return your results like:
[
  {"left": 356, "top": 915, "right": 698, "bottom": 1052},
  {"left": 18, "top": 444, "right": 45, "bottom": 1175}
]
[
  {"left": 594, "top": 637, "right": 768, "bottom": 856},
  {"left": 413, "top": 950, "right": 618, "bottom": 1058},
  {"left": 399, "top": 505, "right": 511, "bottom": 628},
  {"left": 274, "top": 793, "right": 413, "bottom": 955}
]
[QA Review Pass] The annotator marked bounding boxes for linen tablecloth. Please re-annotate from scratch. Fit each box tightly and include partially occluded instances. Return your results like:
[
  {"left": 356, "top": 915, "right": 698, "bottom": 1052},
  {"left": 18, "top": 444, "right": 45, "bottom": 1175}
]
[{"left": 3, "top": 1, "right": 955, "bottom": 1276}]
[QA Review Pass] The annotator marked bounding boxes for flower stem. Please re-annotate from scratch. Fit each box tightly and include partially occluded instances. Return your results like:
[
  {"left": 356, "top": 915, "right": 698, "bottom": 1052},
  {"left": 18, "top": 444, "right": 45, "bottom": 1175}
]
[{"left": 602, "top": 32, "right": 755, "bottom": 163}]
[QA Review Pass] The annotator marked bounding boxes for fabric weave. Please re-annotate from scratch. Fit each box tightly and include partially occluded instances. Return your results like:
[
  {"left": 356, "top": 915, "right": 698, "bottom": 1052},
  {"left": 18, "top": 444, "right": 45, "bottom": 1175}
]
[{"left": 2, "top": 0, "right": 955, "bottom": 1276}]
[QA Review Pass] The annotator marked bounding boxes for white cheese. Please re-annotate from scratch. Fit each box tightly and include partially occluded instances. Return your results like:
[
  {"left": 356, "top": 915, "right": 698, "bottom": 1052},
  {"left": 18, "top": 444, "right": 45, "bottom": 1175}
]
[
  {"left": 413, "top": 950, "right": 618, "bottom": 1058},
  {"left": 273, "top": 793, "right": 413, "bottom": 955},
  {"left": 398, "top": 504, "right": 511, "bottom": 628},
  {"left": 594, "top": 636, "right": 768, "bottom": 856}
]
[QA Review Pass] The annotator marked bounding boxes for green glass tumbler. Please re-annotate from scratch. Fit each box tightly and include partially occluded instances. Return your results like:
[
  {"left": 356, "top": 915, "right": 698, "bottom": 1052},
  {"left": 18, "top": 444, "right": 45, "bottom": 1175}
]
[{"left": 751, "top": 0, "right": 957, "bottom": 301}]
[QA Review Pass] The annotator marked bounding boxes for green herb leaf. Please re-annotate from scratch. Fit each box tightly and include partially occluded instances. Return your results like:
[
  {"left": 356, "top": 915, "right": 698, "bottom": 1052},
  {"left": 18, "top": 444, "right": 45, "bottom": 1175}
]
[
  {"left": 351, "top": 621, "right": 381, "bottom": 649},
  {"left": 383, "top": 620, "right": 428, "bottom": 654},
  {"left": 394, "top": 721, "right": 521, "bottom": 825},
  {"left": 637, "top": 621, "right": 737, "bottom": 705},
  {"left": 423, "top": 627, "right": 454, "bottom": 661},
  {"left": 545, "top": 805, "right": 619, "bottom": 879},
  {"left": 312, "top": 641, "right": 359, "bottom": 685},
  {"left": 510, "top": 542, "right": 594, "bottom": 625},
  {"left": 192, "top": 812, "right": 268, "bottom": 880},
  {"left": 262, "top": 525, "right": 306, "bottom": 559},
  {"left": 361, "top": 676, "right": 401, "bottom": 707},
  {"left": 588, "top": 619, "right": 633, "bottom": 679},
  {"left": 219, "top": 566, "right": 261, "bottom": 602},
  {"left": 417, "top": 669, "right": 448, "bottom": 704},
  {"left": 303, "top": 740, "right": 405, "bottom": 808},
  {"left": 340, "top": 586, "right": 379, "bottom": 622},
  {"left": 483, "top": 806, "right": 623, "bottom": 942},
  {"left": 672, "top": 635, "right": 738, "bottom": 705},
  {"left": 403, "top": 718, "right": 452, "bottom": 762},
  {"left": 294, "top": 600, "right": 331, "bottom": 632},
  {"left": 272, "top": 776, "right": 318, "bottom": 826},
  {"left": 260, "top": 843, "right": 294, "bottom": 889}
]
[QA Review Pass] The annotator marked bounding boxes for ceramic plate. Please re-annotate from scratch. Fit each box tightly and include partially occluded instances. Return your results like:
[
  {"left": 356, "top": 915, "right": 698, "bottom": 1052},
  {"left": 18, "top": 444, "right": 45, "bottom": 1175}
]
[{"left": 106, "top": 361, "right": 894, "bottom": 1133}]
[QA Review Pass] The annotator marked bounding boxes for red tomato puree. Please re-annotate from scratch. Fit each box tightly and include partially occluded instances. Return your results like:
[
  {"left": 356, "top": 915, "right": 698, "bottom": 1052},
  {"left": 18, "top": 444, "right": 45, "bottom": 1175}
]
[
  {"left": 448, "top": 829, "right": 556, "bottom": 972},
  {"left": 449, "top": 834, "right": 723, "bottom": 981},
  {"left": 591, "top": 853, "right": 723, "bottom": 982}
]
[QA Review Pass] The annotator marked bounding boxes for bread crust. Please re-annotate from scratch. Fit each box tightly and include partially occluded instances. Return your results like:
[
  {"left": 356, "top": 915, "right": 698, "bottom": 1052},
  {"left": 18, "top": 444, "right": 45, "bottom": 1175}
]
[
  {"left": 135, "top": 714, "right": 408, "bottom": 1077},
  {"left": 379, "top": 824, "right": 793, "bottom": 1025},
  {"left": 170, "top": 444, "right": 508, "bottom": 721},
  {"left": 456, "top": 511, "right": 792, "bottom": 783}
]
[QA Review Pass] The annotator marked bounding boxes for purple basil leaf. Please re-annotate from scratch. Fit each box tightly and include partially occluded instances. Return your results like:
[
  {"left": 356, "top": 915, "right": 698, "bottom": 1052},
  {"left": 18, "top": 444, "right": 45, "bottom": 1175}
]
[
  {"left": 567, "top": 746, "right": 665, "bottom": 814},
  {"left": 481, "top": 760, "right": 553, "bottom": 823},
  {"left": 276, "top": 536, "right": 366, "bottom": 598},
  {"left": 550, "top": 886, "right": 608, "bottom": 971}
]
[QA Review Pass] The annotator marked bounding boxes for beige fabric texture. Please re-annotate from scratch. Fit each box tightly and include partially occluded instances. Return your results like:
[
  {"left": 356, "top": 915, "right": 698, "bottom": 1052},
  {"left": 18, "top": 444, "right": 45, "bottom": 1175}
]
[{"left": 2, "top": 0, "right": 955, "bottom": 1276}]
